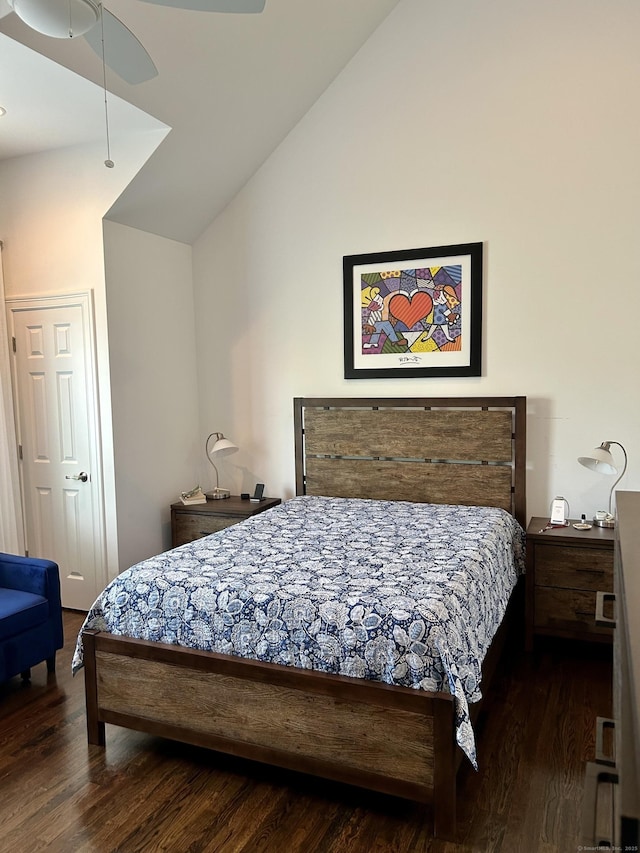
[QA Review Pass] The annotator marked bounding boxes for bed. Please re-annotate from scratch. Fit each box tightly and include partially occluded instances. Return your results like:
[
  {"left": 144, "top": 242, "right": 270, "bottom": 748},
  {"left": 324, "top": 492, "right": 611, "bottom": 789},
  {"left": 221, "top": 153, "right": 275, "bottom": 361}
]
[{"left": 77, "top": 396, "right": 526, "bottom": 839}]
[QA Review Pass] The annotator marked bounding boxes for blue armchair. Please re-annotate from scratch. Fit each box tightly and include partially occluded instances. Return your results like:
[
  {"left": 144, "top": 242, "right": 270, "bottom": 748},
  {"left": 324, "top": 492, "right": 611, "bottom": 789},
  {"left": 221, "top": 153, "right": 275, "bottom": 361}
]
[{"left": 0, "top": 552, "right": 64, "bottom": 682}]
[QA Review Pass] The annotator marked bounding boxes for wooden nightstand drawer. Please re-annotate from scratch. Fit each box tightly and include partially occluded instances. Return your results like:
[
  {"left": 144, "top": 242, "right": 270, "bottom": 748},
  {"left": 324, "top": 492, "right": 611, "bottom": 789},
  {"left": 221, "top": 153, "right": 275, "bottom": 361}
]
[
  {"left": 173, "top": 513, "right": 237, "bottom": 546},
  {"left": 171, "top": 496, "right": 281, "bottom": 548},
  {"left": 534, "top": 587, "right": 613, "bottom": 638},
  {"left": 535, "top": 544, "right": 613, "bottom": 591}
]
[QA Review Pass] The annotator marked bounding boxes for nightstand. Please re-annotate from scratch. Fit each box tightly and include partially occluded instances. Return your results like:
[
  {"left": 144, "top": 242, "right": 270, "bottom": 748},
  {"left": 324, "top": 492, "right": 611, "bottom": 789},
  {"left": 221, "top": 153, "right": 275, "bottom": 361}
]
[
  {"left": 171, "top": 496, "right": 281, "bottom": 548},
  {"left": 525, "top": 517, "right": 615, "bottom": 651}
]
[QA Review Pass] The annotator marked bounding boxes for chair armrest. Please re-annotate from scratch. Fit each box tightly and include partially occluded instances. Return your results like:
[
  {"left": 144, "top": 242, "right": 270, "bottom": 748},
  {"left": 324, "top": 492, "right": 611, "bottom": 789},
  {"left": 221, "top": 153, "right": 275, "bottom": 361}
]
[{"left": 0, "top": 552, "right": 61, "bottom": 603}]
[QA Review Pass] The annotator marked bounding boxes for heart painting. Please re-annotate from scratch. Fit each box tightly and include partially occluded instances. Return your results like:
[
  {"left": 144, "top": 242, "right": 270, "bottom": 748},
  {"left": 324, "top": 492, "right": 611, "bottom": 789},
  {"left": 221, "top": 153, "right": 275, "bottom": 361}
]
[
  {"left": 344, "top": 242, "right": 482, "bottom": 378},
  {"left": 388, "top": 291, "right": 433, "bottom": 329}
]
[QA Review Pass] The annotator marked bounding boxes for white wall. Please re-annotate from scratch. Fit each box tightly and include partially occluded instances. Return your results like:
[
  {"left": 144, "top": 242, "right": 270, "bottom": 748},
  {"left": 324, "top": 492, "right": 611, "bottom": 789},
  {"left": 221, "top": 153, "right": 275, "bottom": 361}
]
[
  {"left": 193, "top": 0, "right": 640, "bottom": 520},
  {"left": 103, "top": 221, "right": 198, "bottom": 568},
  {"left": 0, "top": 132, "right": 168, "bottom": 580}
]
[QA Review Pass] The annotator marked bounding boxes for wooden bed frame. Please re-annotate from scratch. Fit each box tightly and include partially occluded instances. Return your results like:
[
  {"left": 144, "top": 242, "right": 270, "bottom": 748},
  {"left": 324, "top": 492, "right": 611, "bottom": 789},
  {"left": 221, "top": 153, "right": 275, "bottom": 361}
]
[{"left": 82, "top": 396, "right": 526, "bottom": 839}]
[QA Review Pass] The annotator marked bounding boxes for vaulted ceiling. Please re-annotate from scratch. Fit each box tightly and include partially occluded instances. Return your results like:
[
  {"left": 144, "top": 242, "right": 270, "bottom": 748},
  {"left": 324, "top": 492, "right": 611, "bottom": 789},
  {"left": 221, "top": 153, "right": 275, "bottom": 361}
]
[{"left": 0, "top": 0, "right": 400, "bottom": 243}]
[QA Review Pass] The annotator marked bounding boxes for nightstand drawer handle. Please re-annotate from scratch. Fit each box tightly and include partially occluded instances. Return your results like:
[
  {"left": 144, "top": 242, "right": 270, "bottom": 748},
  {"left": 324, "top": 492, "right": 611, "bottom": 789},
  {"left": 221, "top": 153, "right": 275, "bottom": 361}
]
[
  {"left": 581, "top": 762, "right": 618, "bottom": 848},
  {"left": 595, "top": 591, "right": 616, "bottom": 629},
  {"left": 595, "top": 717, "right": 616, "bottom": 767}
]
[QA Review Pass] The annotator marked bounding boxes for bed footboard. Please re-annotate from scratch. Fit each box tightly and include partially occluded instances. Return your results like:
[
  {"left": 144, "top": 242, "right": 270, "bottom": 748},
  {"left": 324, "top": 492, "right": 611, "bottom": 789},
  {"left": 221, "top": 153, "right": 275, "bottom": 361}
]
[{"left": 82, "top": 629, "right": 457, "bottom": 838}]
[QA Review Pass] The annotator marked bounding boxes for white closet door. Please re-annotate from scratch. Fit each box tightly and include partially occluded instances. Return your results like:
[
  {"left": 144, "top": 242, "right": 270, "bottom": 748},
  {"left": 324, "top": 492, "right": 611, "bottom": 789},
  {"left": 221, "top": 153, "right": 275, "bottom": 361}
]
[{"left": 9, "top": 292, "right": 105, "bottom": 610}]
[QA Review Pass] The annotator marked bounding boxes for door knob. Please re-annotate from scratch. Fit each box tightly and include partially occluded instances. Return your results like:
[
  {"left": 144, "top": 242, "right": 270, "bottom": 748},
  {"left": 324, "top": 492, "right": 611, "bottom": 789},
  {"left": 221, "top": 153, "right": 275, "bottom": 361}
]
[{"left": 65, "top": 471, "right": 89, "bottom": 482}]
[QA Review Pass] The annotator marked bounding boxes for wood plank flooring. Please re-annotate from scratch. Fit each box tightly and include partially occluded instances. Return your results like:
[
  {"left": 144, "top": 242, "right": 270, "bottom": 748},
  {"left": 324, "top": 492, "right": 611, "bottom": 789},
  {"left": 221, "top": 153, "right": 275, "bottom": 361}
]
[{"left": 0, "top": 610, "right": 611, "bottom": 852}]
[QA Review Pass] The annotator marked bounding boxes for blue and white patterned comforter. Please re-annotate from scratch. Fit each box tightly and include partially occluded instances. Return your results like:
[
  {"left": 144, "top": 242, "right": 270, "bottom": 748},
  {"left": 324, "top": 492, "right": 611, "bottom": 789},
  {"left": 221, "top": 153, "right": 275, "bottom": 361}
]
[{"left": 73, "top": 496, "right": 525, "bottom": 767}]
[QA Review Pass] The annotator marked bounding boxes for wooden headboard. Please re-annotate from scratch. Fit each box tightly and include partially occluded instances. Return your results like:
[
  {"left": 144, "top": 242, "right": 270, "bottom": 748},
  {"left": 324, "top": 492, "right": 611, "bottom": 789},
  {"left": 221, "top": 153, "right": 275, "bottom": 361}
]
[{"left": 294, "top": 396, "right": 526, "bottom": 528}]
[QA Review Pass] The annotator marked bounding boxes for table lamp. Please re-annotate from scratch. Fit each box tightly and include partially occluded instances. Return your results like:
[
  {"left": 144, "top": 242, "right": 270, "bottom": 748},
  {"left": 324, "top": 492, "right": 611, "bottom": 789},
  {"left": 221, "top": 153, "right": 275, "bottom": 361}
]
[
  {"left": 577, "top": 440, "right": 628, "bottom": 527},
  {"left": 205, "top": 432, "right": 238, "bottom": 499}
]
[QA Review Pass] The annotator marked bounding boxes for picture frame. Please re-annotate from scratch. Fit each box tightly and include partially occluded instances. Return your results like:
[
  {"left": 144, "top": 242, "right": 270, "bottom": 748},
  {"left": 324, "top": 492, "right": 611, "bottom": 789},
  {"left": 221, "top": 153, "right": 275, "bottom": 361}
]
[{"left": 343, "top": 242, "right": 483, "bottom": 379}]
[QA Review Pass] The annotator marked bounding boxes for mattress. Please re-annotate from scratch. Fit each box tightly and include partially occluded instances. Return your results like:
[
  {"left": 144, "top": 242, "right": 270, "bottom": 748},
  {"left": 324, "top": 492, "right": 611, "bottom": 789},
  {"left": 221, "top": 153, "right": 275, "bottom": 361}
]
[{"left": 73, "top": 495, "right": 525, "bottom": 767}]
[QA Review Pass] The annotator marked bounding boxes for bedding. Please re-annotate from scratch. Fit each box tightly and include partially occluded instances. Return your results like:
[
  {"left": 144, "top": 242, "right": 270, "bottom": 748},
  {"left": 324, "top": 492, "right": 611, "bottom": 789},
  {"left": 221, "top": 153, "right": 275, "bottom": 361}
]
[{"left": 73, "top": 495, "right": 525, "bottom": 767}]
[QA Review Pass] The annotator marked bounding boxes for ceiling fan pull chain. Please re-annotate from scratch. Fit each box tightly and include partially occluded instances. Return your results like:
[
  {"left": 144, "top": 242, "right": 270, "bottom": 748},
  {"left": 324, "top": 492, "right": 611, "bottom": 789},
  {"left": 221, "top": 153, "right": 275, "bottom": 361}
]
[{"left": 99, "top": 4, "right": 114, "bottom": 168}]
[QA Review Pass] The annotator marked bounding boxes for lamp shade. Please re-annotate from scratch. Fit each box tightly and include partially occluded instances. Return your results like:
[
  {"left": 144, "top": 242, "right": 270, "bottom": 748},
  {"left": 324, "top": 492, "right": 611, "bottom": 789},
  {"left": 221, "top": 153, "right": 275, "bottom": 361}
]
[
  {"left": 577, "top": 443, "right": 617, "bottom": 476},
  {"left": 208, "top": 435, "right": 238, "bottom": 458}
]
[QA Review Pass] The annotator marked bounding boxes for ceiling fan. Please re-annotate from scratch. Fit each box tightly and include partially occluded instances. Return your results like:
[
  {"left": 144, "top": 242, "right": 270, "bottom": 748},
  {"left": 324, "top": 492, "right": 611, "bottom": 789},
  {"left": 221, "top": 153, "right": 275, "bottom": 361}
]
[{"left": 0, "top": 0, "right": 266, "bottom": 84}]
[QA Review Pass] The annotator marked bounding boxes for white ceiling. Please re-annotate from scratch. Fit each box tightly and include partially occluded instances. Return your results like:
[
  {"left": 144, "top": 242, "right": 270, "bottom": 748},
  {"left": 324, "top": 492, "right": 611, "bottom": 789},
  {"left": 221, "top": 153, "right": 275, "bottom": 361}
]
[
  {"left": 0, "top": 0, "right": 400, "bottom": 243},
  {"left": 0, "top": 32, "right": 168, "bottom": 158}
]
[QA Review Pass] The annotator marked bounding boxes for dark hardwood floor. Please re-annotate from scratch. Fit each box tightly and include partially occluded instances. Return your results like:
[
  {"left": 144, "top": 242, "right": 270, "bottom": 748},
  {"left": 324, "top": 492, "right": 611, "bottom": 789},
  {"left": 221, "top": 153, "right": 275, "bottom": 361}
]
[{"left": 0, "top": 610, "right": 611, "bottom": 852}]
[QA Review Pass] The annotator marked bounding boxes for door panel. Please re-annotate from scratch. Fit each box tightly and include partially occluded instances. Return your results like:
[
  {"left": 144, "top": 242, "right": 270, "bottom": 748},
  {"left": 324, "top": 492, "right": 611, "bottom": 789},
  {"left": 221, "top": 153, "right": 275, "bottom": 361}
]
[{"left": 9, "top": 294, "right": 104, "bottom": 610}]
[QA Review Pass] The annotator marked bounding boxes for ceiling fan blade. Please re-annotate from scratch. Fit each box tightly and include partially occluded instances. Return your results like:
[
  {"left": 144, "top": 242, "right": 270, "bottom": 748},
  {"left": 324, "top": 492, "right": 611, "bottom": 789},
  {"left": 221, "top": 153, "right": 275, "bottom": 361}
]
[
  {"left": 84, "top": 8, "right": 158, "bottom": 84},
  {"left": 136, "top": 0, "right": 265, "bottom": 12}
]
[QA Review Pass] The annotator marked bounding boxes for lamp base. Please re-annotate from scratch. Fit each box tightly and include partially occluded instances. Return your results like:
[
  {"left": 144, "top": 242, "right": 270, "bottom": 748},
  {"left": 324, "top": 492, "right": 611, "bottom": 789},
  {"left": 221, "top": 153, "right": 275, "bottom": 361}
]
[
  {"left": 206, "top": 488, "right": 231, "bottom": 500},
  {"left": 593, "top": 514, "right": 615, "bottom": 528}
]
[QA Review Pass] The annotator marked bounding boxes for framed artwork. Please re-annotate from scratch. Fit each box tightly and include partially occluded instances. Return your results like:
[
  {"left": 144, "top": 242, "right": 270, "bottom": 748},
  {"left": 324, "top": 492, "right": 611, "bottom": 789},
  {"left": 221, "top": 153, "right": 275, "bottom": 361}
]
[{"left": 343, "top": 242, "right": 483, "bottom": 379}]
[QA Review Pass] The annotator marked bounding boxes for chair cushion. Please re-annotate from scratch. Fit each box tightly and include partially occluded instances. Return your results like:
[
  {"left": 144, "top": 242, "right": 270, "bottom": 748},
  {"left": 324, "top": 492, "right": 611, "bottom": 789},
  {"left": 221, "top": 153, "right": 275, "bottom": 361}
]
[{"left": 0, "top": 587, "right": 49, "bottom": 641}]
